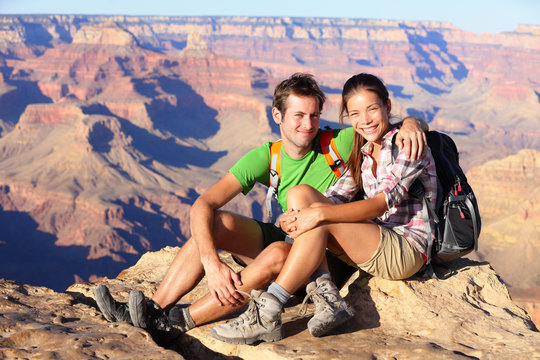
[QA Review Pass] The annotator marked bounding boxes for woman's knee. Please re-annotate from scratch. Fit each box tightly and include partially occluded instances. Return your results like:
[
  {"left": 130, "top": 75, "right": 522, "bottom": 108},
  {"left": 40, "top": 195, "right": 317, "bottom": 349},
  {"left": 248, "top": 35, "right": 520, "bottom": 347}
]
[{"left": 287, "top": 184, "right": 319, "bottom": 208}]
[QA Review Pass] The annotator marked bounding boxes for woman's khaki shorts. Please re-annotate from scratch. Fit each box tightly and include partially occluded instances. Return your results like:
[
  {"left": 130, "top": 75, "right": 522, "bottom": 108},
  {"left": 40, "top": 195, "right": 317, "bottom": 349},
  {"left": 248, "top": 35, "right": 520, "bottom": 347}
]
[{"left": 335, "top": 225, "right": 424, "bottom": 280}]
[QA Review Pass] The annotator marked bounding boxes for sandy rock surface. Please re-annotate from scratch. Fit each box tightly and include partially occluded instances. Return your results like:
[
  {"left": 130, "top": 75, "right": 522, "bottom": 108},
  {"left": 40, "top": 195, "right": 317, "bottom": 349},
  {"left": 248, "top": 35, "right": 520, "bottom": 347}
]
[
  {"left": 0, "top": 279, "right": 183, "bottom": 359},
  {"left": 185, "top": 259, "right": 540, "bottom": 359},
  {"left": 2, "top": 247, "right": 539, "bottom": 359}
]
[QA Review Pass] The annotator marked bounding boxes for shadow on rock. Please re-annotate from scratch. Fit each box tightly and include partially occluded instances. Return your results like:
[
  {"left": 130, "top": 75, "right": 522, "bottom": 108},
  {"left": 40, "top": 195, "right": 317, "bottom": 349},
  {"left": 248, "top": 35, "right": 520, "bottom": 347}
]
[
  {"left": 342, "top": 272, "right": 381, "bottom": 332},
  {"left": 415, "top": 258, "right": 492, "bottom": 281},
  {"left": 177, "top": 332, "right": 243, "bottom": 360},
  {"left": 136, "top": 76, "right": 221, "bottom": 140},
  {"left": 283, "top": 316, "right": 310, "bottom": 338},
  {"left": 0, "top": 208, "right": 131, "bottom": 292}
]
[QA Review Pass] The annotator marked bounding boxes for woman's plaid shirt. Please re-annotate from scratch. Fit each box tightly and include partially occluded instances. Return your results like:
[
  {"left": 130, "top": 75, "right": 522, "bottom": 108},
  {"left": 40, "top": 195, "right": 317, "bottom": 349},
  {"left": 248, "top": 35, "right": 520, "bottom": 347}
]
[{"left": 325, "top": 127, "right": 437, "bottom": 255}]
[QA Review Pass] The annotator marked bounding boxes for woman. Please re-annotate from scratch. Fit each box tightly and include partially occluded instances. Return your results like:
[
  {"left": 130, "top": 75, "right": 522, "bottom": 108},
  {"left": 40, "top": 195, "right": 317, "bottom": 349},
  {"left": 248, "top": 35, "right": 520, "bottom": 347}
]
[{"left": 210, "top": 73, "right": 437, "bottom": 344}]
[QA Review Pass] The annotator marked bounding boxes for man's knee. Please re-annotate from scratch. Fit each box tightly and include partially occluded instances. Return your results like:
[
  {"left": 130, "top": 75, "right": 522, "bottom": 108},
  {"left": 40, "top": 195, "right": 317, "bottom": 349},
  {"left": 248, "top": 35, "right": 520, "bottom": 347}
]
[
  {"left": 213, "top": 210, "right": 234, "bottom": 231},
  {"left": 212, "top": 211, "right": 241, "bottom": 243},
  {"left": 259, "top": 242, "right": 291, "bottom": 276},
  {"left": 287, "top": 184, "right": 313, "bottom": 200},
  {"left": 212, "top": 211, "right": 264, "bottom": 255}
]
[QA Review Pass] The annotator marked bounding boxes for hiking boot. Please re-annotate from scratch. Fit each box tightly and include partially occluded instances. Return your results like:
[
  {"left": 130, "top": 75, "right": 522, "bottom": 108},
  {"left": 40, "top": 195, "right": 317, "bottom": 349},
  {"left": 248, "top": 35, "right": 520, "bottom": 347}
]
[
  {"left": 129, "top": 290, "right": 174, "bottom": 331},
  {"left": 94, "top": 285, "right": 131, "bottom": 323},
  {"left": 210, "top": 290, "right": 283, "bottom": 345},
  {"left": 167, "top": 304, "right": 196, "bottom": 332},
  {"left": 301, "top": 277, "right": 355, "bottom": 337}
]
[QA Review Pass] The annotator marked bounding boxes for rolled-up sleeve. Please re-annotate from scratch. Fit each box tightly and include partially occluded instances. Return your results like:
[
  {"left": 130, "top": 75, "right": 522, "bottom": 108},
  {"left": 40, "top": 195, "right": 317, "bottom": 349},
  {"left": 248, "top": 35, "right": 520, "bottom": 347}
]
[
  {"left": 378, "top": 147, "right": 430, "bottom": 210},
  {"left": 325, "top": 169, "right": 360, "bottom": 204}
]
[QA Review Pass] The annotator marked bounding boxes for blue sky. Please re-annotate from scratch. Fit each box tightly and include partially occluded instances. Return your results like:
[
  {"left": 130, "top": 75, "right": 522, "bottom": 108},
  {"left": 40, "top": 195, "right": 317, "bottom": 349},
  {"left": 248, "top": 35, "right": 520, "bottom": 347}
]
[{"left": 0, "top": 0, "right": 539, "bottom": 34}]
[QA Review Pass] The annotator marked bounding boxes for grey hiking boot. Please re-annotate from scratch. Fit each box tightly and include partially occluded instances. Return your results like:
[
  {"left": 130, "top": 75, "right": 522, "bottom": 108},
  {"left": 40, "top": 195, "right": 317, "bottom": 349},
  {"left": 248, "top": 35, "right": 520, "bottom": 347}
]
[
  {"left": 301, "top": 277, "right": 355, "bottom": 337},
  {"left": 94, "top": 285, "right": 131, "bottom": 323},
  {"left": 129, "top": 290, "right": 171, "bottom": 331},
  {"left": 129, "top": 290, "right": 195, "bottom": 333},
  {"left": 129, "top": 290, "right": 149, "bottom": 328},
  {"left": 210, "top": 290, "right": 283, "bottom": 345}
]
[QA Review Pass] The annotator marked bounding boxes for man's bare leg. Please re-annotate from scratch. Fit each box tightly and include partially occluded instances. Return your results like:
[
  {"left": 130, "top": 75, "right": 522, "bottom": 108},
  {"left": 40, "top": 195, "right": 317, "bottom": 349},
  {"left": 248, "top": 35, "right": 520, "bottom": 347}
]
[
  {"left": 151, "top": 210, "right": 292, "bottom": 327},
  {"left": 188, "top": 241, "right": 291, "bottom": 325},
  {"left": 151, "top": 237, "right": 206, "bottom": 309}
]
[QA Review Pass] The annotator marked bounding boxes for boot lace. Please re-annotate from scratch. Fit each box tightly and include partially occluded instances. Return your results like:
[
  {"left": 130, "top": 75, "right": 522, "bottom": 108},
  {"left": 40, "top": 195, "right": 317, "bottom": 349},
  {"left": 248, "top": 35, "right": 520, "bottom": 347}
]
[
  {"left": 298, "top": 281, "right": 337, "bottom": 317},
  {"left": 226, "top": 290, "right": 274, "bottom": 330}
]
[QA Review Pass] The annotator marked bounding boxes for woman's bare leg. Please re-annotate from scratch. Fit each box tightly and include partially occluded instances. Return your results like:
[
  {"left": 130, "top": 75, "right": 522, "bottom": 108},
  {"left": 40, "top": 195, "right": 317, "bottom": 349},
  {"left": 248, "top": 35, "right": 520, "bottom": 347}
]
[{"left": 275, "top": 184, "right": 380, "bottom": 294}]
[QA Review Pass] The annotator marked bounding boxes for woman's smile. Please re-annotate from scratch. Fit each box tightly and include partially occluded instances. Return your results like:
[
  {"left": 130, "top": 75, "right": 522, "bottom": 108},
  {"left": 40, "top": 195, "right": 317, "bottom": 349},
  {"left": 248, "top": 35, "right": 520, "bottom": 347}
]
[{"left": 360, "top": 124, "right": 379, "bottom": 135}]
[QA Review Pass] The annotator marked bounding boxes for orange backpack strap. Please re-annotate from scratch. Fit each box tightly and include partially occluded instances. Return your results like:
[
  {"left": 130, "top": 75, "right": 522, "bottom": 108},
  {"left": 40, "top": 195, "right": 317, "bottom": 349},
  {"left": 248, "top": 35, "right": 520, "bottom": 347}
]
[
  {"left": 266, "top": 140, "right": 283, "bottom": 221},
  {"left": 319, "top": 130, "right": 346, "bottom": 178}
]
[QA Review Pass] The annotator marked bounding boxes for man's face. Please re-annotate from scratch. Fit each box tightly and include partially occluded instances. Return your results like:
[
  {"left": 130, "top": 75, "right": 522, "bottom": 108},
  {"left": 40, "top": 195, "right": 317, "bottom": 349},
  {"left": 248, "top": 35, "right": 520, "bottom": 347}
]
[{"left": 272, "top": 94, "right": 320, "bottom": 159}]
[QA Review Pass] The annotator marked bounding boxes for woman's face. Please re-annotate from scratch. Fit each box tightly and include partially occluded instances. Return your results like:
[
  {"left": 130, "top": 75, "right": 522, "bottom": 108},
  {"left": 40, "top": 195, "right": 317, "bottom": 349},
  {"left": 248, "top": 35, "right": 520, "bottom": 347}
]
[{"left": 346, "top": 89, "right": 391, "bottom": 145}]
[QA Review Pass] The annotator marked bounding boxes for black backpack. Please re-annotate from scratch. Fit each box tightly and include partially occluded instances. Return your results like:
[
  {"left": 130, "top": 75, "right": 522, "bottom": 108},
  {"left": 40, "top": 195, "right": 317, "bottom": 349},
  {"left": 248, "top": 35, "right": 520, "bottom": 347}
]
[{"left": 392, "top": 131, "right": 481, "bottom": 269}]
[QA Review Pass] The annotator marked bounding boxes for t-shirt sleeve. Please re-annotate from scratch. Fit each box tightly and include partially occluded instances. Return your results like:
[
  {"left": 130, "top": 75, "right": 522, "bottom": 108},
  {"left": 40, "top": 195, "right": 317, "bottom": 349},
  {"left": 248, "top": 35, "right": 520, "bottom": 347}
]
[
  {"left": 228, "top": 142, "right": 272, "bottom": 195},
  {"left": 333, "top": 127, "right": 354, "bottom": 163}
]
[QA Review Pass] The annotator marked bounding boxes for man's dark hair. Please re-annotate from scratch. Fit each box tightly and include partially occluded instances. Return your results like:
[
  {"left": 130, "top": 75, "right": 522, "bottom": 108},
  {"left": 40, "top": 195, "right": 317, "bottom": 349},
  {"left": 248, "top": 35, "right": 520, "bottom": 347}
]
[{"left": 272, "top": 73, "right": 326, "bottom": 115}]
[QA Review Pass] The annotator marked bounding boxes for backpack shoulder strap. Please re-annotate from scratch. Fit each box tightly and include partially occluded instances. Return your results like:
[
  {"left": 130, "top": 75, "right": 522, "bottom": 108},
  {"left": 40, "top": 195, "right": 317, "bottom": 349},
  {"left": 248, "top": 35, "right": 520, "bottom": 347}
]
[
  {"left": 391, "top": 133, "right": 426, "bottom": 198},
  {"left": 269, "top": 140, "right": 283, "bottom": 187},
  {"left": 319, "top": 129, "right": 346, "bottom": 178},
  {"left": 266, "top": 140, "right": 283, "bottom": 222}
]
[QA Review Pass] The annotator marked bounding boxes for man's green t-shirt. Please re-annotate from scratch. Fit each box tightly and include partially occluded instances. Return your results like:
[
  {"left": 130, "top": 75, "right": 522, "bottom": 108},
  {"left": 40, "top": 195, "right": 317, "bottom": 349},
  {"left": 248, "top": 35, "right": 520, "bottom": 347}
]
[{"left": 229, "top": 127, "right": 354, "bottom": 212}]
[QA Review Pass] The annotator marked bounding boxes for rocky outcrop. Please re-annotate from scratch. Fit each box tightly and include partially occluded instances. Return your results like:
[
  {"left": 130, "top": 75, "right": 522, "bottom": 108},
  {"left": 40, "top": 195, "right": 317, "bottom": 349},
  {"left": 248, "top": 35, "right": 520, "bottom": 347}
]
[
  {"left": 72, "top": 22, "right": 138, "bottom": 46},
  {"left": 0, "top": 279, "right": 184, "bottom": 359},
  {"left": 2, "top": 247, "right": 538, "bottom": 359},
  {"left": 182, "top": 258, "right": 540, "bottom": 359}
]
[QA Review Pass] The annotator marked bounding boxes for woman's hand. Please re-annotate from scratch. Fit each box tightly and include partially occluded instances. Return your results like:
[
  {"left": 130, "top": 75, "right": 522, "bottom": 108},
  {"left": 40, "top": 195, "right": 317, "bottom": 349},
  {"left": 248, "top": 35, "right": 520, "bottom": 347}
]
[{"left": 285, "top": 207, "right": 323, "bottom": 239}]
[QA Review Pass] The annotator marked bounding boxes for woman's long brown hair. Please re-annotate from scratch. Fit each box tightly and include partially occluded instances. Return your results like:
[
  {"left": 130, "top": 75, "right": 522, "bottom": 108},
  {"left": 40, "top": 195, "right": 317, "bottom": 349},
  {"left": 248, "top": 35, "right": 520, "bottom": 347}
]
[{"left": 339, "top": 73, "right": 390, "bottom": 188}]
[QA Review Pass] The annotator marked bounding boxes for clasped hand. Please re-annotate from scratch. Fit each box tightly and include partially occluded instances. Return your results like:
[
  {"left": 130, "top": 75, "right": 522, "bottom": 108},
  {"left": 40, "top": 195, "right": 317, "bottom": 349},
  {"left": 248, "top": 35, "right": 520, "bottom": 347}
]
[{"left": 280, "top": 207, "right": 322, "bottom": 239}]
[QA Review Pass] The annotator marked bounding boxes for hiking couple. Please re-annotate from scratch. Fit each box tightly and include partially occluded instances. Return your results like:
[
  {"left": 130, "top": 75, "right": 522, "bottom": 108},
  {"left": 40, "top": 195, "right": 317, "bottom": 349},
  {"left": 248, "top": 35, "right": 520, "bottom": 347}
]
[{"left": 95, "top": 72, "right": 435, "bottom": 344}]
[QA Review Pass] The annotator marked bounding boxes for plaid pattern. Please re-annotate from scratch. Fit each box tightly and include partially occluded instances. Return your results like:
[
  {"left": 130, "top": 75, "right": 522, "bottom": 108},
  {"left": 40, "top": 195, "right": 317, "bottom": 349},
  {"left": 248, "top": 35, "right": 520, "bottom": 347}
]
[{"left": 325, "top": 127, "right": 437, "bottom": 255}]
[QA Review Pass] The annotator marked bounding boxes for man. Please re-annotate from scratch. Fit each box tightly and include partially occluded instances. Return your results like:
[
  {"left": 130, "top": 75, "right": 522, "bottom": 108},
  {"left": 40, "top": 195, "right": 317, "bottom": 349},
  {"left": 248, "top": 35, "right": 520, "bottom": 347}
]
[{"left": 94, "top": 73, "right": 426, "bottom": 335}]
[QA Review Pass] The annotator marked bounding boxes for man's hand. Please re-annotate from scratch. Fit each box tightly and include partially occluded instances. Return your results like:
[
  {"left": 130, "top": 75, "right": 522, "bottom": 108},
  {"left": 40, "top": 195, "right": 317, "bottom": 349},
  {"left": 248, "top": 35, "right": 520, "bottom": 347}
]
[
  {"left": 280, "top": 209, "right": 299, "bottom": 234},
  {"left": 203, "top": 258, "right": 243, "bottom": 306},
  {"left": 395, "top": 116, "right": 428, "bottom": 161}
]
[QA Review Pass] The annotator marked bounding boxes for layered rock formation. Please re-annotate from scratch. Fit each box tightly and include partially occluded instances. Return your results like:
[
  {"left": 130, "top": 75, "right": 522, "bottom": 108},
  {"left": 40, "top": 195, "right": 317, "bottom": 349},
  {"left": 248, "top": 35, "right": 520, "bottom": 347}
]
[
  {"left": 2, "top": 247, "right": 538, "bottom": 359},
  {"left": 0, "top": 20, "right": 274, "bottom": 290},
  {"left": 467, "top": 149, "right": 540, "bottom": 327}
]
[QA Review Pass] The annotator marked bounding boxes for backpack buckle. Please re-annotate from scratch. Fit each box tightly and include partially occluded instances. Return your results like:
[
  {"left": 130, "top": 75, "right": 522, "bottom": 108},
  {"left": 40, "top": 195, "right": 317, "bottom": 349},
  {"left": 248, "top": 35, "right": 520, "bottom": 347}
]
[
  {"left": 330, "top": 159, "right": 343, "bottom": 171},
  {"left": 269, "top": 169, "right": 280, "bottom": 190}
]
